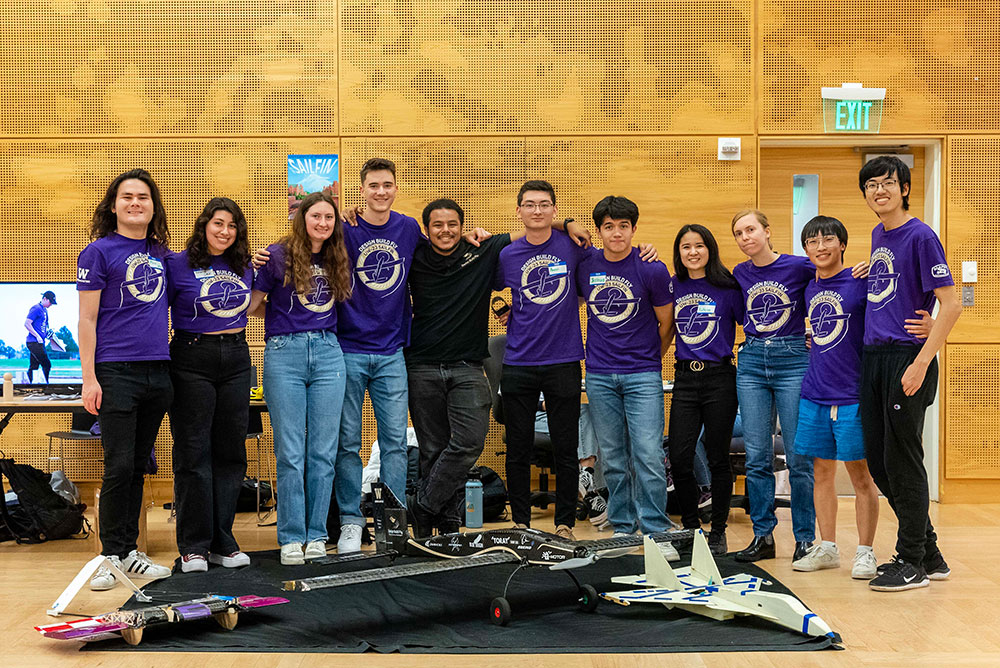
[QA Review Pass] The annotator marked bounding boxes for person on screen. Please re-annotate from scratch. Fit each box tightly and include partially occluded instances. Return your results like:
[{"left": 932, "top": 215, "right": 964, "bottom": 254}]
[
  {"left": 24, "top": 290, "right": 57, "bottom": 383},
  {"left": 78, "top": 168, "right": 173, "bottom": 591}
]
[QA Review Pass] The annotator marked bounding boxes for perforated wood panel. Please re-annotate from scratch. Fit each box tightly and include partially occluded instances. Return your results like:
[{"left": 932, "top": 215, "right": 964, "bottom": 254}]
[
  {"left": 761, "top": 2, "right": 1000, "bottom": 133},
  {"left": 0, "top": 1, "right": 339, "bottom": 136},
  {"left": 339, "top": 0, "right": 753, "bottom": 134},
  {"left": 947, "top": 137, "right": 1000, "bottom": 342},
  {"left": 946, "top": 345, "right": 1000, "bottom": 479}
]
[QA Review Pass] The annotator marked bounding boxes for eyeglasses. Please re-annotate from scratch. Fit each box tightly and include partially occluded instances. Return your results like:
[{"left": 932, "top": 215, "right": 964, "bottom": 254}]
[
  {"left": 804, "top": 235, "right": 841, "bottom": 250},
  {"left": 864, "top": 178, "right": 898, "bottom": 192},
  {"left": 519, "top": 201, "right": 553, "bottom": 212}
]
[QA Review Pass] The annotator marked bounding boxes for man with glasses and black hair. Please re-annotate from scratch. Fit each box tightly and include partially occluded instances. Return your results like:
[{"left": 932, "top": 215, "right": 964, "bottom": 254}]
[{"left": 858, "top": 155, "right": 962, "bottom": 592}]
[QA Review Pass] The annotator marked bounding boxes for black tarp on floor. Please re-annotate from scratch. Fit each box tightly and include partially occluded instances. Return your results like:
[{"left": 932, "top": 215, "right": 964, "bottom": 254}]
[{"left": 83, "top": 547, "right": 841, "bottom": 653}]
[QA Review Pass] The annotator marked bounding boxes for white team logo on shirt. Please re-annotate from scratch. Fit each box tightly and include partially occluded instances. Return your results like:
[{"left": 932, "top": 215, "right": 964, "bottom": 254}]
[
  {"left": 808, "top": 291, "right": 852, "bottom": 350},
  {"left": 586, "top": 276, "right": 642, "bottom": 328},
  {"left": 122, "top": 253, "right": 164, "bottom": 304},
  {"left": 355, "top": 239, "right": 405, "bottom": 294},
  {"left": 675, "top": 293, "right": 721, "bottom": 350},
  {"left": 745, "top": 282, "right": 795, "bottom": 333},
  {"left": 518, "top": 254, "right": 567, "bottom": 308},
  {"left": 867, "top": 247, "right": 899, "bottom": 310},
  {"left": 296, "top": 265, "right": 335, "bottom": 315},
  {"left": 194, "top": 273, "right": 252, "bottom": 319},
  {"left": 931, "top": 263, "right": 950, "bottom": 279}
]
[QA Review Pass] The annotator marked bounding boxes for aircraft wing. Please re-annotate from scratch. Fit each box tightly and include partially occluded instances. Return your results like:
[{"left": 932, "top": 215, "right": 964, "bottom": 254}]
[
  {"left": 36, "top": 617, "right": 128, "bottom": 642},
  {"left": 285, "top": 551, "right": 519, "bottom": 592},
  {"left": 601, "top": 587, "right": 778, "bottom": 619}
]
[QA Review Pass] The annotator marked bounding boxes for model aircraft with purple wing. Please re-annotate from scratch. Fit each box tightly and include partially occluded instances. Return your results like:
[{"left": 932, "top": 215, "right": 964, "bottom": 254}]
[{"left": 35, "top": 594, "right": 288, "bottom": 646}]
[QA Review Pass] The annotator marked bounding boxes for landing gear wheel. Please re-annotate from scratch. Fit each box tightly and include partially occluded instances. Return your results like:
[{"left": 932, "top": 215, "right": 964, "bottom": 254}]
[
  {"left": 490, "top": 596, "right": 512, "bottom": 626},
  {"left": 578, "top": 584, "right": 599, "bottom": 613}
]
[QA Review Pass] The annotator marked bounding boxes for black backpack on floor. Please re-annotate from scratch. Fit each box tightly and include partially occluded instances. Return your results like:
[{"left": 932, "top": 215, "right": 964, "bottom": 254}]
[{"left": 0, "top": 455, "right": 87, "bottom": 544}]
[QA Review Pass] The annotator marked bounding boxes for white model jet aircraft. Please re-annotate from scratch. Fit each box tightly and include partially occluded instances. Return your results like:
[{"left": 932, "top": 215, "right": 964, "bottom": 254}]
[{"left": 601, "top": 530, "right": 836, "bottom": 639}]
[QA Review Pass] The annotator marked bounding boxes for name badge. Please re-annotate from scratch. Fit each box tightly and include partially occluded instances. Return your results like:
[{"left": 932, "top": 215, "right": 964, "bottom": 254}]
[
  {"left": 697, "top": 301, "right": 716, "bottom": 315},
  {"left": 147, "top": 258, "right": 163, "bottom": 270},
  {"left": 547, "top": 261, "right": 568, "bottom": 276},
  {"left": 589, "top": 272, "right": 607, "bottom": 286},
  {"left": 193, "top": 268, "right": 215, "bottom": 280}
]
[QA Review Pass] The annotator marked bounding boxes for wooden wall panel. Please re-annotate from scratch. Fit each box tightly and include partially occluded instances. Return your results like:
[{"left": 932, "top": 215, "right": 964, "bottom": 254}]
[
  {"left": 0, "top": 1, "right": 339, "bottom": 136},
  {"left": 947, "top": 137, "right": 1000, "bottom": 342},
  {"left": 760, "top": 1, "right": 1000, "bottom": 134},
  {"left": 339, "top": 0, "right": 754, "bottom": 135},
  {"left": 945, "top": 344, "right": 1000, "bottom": 478}
]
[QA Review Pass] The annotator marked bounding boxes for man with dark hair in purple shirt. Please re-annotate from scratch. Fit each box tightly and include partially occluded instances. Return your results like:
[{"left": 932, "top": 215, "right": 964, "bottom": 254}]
[
  {"left": 858, "top": 155, "right": 962, "bottom": 592},
  {"left": 24, "top": 290, "right": 56, "bottom": 382}
]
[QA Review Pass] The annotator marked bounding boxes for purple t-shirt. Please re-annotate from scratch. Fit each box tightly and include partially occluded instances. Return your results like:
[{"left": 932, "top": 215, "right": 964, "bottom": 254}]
[
  {"left": 669, "top": 276, "right": 744, "bottom": 363},
  {"left": 576, "top": 249, "right": 672, "bottom": 374},
  {"left": 734, "top": 254, "right": 814, "bottom": 338},
  {"left": 865, "top": 218, "right": 954, "bottom": 346},
  {"left": 25, "top": 303, "right": 49, "bottom": 343},
  {"left": 801, "top": 269, "right": 867, "bottom": 405},
  {"left": 166, "top": 251, "right": 255, "bottom": 333},
  {"left": 254, "top": 244, "right": 337, "bottom": 340},
  {"left": 337, "top": 211, "right": 423, "bottom": 355},
  {"left": 76, "top": 233, "right": 170, "bottom": 362},
  {"left": 495, "top": 231, "right": 591, "bottom": 366}
]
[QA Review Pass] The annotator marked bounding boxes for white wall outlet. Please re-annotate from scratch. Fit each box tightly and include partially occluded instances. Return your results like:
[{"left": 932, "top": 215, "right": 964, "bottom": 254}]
[
  {"left": 962, "top": 260, "right": 977, "bottom": 283},
  {"left": 718, "top": 138, "right": 741, "bottom": 161}
]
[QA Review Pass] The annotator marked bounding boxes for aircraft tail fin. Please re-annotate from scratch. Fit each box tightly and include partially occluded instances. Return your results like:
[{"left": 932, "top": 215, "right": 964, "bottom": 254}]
[
  {"left": 371, "top": 483, "right": 410, "bottom": 554},
  {"left": 690, "top": 529, "right": 724, "bottom": 585},
  {"left": 642, "top": 535, "right": 683, "bottom": 589}
]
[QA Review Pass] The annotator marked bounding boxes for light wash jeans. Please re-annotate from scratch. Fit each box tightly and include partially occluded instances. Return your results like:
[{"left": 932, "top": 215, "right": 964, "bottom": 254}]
[
  {"left": 262, "top": 331, "right": 346, "bottom": 546},
  {"left": 736, "top": 335, "right": 815, "bottom": 541},
  {"left": 336, "top": 348, "right": 409, "bottom": 526},
  {"left": 585, "top": 371, "right": 669, "bottom": 534}
]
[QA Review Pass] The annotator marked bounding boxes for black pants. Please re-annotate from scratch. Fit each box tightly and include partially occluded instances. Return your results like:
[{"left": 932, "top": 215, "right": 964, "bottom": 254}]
[
  {"left": 169, "top": 331, "right": 251, "bottom": 557},
  {"left": 668, "top": 364, "right": 738, "bottom": 531},
  {"left": 95, "top": 360, "right": 173, "bottom": 557},
  {"left": 501, "top": 362, "right": 581, "bottom": 527},
  {"left": 27, "top": 341, "right": 51, "bottom": 382},
  {"left": 408, "top": 362, "right": 492, "bottom": 523},
  {"left": 860, "top": 345, "right": 940, "bottom": 565}
]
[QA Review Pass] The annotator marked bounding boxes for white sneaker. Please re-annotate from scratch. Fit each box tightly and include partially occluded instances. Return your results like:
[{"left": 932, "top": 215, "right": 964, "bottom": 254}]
[
  {"left": 90, "top": 555, "right": 122, "bottom": 591},
  {"left": 122, "top": 550, "right": 172, "bottom": 579},
  {"left": 280, "top": 543, "right": 305, "bottom": 565},
  {"left": 337, "top": 524, "right": 363, "bottom": 554},
  {"left": 612, "top": 531, "right": 636, "bottom": 538},
  {"left": 180, "top": 554, "right": 208, "bottom": 573},
  {"left": 209, "top": 551, "right": 251, "bottom": 568},
  {"left": 658, "top": 541, "right": 680, "bottom": 562},
  {"left": 792, "top": 543, "right": 841, "bottom": 572},
  {"left": 852, "top": 550, "right": 878, "bottom": 580},
  {"left": 304, "top": 540, "right": 327, "bottom": 560},
  {"left": 578, "top": 468, "right": 596, "bottom": 499}
]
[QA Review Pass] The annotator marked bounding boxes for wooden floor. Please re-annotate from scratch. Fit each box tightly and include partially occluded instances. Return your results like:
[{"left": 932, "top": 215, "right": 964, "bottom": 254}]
[{"left": 3, "top": 497, "right": 999, "bottom": 667}]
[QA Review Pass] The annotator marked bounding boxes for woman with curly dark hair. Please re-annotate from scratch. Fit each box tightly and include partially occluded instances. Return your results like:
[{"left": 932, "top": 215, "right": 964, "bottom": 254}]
[
  {"left": 165, "top": 197, "right": 255, "bottom": 573},
  {"left": 248, "top": 191, "right": 351, "bottom": 565}
]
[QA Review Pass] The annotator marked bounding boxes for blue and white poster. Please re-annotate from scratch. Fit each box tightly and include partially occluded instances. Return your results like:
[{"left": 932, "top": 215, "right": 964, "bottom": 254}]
[{"left": 287, "top": 154, "right": 339, "bottom": 219}]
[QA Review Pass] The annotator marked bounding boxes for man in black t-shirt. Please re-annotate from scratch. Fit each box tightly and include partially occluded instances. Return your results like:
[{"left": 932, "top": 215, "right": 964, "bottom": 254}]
[{"left": 405, "top": 198, "right": 587, "bottom": 536}]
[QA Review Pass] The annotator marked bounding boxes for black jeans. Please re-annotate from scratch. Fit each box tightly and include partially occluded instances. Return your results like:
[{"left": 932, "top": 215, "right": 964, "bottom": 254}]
[
  {"left": 501, "top": 362, "right": 581, "bottom": 527},
  {"left": 860, "top": 345, "right": 940, "bottom": 565},
  {"left": 668, "top": 364, "right": 738, "bottom": 532},
  {"left": 27, "top": 341, "right": 51, "bottom": 382},
  {"left": 169, "top": 331, "right": 251, "bottom": 557},
  {"left": 95, "top": 360, "right": 173, "bottom": 557},
  {"left": 407, "top": 361, "right": 492, "bottom": 523}
]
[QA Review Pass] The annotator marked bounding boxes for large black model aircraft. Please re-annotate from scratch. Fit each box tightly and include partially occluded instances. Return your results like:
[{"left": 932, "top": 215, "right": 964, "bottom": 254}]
[{"left": 283, "top": 484, "right": 691, "bottom": 625}]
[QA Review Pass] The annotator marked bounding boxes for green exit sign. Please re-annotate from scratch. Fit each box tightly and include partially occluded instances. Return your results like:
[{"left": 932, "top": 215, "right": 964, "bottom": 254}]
[{"left": 821, "top": 83, "right": 885, "bottom": 134}]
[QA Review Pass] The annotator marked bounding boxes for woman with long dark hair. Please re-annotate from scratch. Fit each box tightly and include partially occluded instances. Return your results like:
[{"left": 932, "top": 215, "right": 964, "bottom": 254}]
[
  {"left": 248, "top": 192, "right": 352, "bottom": 565},
  {"left": 166, "top": 197, "right": 255, "bottom": 572},
  {"left": 667, "top": 224, "right": 743, "bottom": 555}
]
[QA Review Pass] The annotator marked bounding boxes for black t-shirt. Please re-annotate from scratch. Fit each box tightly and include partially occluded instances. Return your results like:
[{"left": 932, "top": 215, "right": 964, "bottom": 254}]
[{"left": 405, "top": 233, "right": 512, "bottom": 364}]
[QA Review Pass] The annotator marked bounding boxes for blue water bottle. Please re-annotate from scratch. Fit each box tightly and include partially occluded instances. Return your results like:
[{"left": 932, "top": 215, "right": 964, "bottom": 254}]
[{"left": 465, "top": 469, "right": 484, "bottom": 529}]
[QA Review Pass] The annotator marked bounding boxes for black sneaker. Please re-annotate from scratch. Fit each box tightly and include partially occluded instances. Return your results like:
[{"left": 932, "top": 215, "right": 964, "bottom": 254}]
[
  {"left": 923, "top": 551, "right": 951, "bottom": 580},
  {"left": 707, "top": 530, "right": 727, "bottom": 556},
  {"left": 869, "top": 560, "right": 929, "bottom": 592},
  {"left": 876, "top": 554, "right": 905, "bottom": 577}
]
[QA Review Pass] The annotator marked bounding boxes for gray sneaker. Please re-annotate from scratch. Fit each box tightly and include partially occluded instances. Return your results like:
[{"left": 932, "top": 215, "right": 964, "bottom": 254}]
[{"left": 89, "top": 555, "right": 122, "bottom": 591}]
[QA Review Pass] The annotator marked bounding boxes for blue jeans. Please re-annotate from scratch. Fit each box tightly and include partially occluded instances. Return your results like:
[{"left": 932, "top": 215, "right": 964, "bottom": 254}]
[
  {"left": 337, "top": 349, "right": 409, "bottom": 526},
  {"left": 736, "top": 335, "right": 815, "bottom": 541},
  {"left": 262, "top": 331, "right": 346, "bottom": 546},
  {"left": 585, "top": 371, "right": 669, "bottom": 534}
]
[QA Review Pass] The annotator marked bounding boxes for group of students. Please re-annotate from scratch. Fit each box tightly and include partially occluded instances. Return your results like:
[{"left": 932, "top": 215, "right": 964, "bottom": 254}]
[{"left": 79, "top": 154, "right": 958, "bottom": 597}]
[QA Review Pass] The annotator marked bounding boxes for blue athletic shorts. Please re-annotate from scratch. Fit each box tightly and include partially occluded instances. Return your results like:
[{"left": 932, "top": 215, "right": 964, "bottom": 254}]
[{"left": 794, "top": 398, "right": 866, "bottom": 462}]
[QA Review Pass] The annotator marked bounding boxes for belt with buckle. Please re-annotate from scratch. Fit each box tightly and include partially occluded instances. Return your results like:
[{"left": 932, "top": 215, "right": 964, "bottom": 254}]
[{"left": 675, "top": 358, "right": 734, "bottom": 372}]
